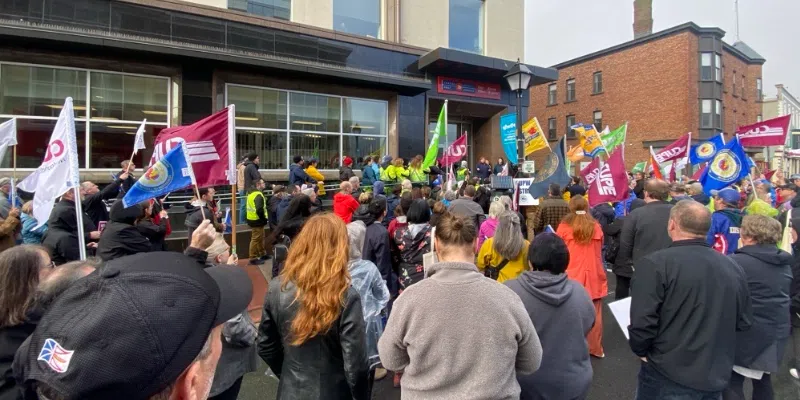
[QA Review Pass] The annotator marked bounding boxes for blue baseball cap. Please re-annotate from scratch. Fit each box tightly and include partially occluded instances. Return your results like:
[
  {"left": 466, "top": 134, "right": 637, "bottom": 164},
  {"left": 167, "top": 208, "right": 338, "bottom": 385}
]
[{"left": 710, "top": 188, "right": 740, "bottom": 206}]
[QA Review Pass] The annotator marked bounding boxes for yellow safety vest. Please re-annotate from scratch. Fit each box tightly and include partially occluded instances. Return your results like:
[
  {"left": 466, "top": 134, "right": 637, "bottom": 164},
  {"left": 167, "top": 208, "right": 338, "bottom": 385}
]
[{"left": 246, "top": 191, "right": 267, "bottom": 221}]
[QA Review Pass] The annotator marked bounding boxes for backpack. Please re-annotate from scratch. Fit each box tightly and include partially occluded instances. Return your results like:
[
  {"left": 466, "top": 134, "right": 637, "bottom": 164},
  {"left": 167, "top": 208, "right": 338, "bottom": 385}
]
[{"left": 271, "top": 234, "right": 292, "bottom": 278}]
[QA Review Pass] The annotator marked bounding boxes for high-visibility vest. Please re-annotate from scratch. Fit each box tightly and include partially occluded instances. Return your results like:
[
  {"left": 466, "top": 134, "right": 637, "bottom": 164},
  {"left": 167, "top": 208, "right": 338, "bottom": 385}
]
[
  {"left": 380, "top": 166, "right": 388, "bottom": 181},
  {"left": 246, "top": 191, "right": 267, "bottom": 221}
]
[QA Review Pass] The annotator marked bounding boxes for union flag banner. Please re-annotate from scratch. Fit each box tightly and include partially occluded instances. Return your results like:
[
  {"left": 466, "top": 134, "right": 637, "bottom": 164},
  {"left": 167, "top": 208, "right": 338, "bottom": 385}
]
[
  {"left": 653, "top": 132, "right": 691, "bottom": 164},
  {"left": 522, "top": 117, "right": 549, "bottom": 156},
  {"left": 736, "top": 115, "right": 791, "bottom": 147},
  {"left": 580, "top": 148, "right": 629, "bottom": 206}
]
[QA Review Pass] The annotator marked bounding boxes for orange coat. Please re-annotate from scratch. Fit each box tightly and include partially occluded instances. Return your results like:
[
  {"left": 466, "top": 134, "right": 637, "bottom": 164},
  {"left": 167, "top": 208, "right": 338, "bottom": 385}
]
[{"left": 556, "top": 222, "right": 608, "bottom": 300}]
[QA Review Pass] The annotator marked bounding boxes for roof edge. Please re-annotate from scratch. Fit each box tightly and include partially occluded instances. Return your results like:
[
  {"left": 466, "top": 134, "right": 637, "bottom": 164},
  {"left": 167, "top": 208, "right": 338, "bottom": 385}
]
[{"left": 723, "top": 42, "right": 766, "bottom": 65}]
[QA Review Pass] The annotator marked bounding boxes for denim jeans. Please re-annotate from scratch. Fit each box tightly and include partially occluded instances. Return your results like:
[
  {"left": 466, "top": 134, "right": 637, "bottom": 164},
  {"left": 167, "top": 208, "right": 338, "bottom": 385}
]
[
  {"left": 636, "top": 362, "right": 722, "bottom": 400},
  {"left": 237, "top": 190, "right": 246, "bottom": 224}
]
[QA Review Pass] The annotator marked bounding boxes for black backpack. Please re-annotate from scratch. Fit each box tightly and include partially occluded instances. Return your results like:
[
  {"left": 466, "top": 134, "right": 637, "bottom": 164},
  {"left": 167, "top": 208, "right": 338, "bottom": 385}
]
[{"left": 271, "top": 234, "right": 292, "bottom": 278}]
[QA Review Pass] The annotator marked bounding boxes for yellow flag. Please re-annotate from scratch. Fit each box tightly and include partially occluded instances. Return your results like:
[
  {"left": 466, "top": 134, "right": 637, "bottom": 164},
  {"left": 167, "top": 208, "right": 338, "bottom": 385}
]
[
  {"left": 522, "top": 117, "right": 550, "bottom": 156},
  {"left": 575, "top": 124, "right": 606, "bottom": 158}
]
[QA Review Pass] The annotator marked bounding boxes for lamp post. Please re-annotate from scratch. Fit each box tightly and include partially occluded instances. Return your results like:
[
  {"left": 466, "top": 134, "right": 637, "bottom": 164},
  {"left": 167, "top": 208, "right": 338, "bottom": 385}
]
[{"left": 504, "top": 60, "right": 533, "bottom": 174}]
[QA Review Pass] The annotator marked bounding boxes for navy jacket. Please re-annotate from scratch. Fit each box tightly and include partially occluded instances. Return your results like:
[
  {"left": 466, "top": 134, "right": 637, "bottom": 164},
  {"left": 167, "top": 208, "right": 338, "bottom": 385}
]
[
  {"left": 475, "top": 163, "right": 491, "bottom": 180},
  {"left": 288, "top": 164, "right": 316, "bottom": 186},
  {"left": 707, "top": 209, "right": 744, "bottom": 255}
]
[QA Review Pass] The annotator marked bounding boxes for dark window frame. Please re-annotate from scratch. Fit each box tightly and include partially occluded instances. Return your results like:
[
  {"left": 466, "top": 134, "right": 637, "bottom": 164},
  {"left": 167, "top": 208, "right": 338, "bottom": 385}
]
[
  {"left": 592, "top": 71, "right": 603, "bottom": 94},
  {"left": 566, "top": 79, "right": 576, "bottom": 102},
  {"left": 547, "top": 83, "right": 557, "bottom": 106},
  {"left": 593, "top": 110, "right": 602, "bottom": 131},
  {"left": 701, "top": 99, "right": 713, "bottom": 128},
  {"left": 700, "top": 52, "right": 713, "bottom": 81},
  {"left": 547, "top": 117, "right": 557, "bottom": 140},
  {"left": 566, "top": 115, "right": 576, "bottom": 138}
]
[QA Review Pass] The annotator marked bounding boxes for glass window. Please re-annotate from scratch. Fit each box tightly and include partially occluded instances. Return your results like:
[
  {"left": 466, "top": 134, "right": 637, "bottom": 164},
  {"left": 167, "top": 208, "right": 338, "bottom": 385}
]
[
  {"left": 90, "top": 122, "right": 164, "bottom": 168},
  {"left": 732, "top": 72, "right": 737, "bottom": 95},
  {"left": 741, "top": 75, "right": 746, "bottom": 98},
  {"left": 593, "top": 72, "right": 602, "bottom": 94},
  {"left": 701, "top": 99, "right": 712, "bottom": 128},
  {"left": 593, "top": 111, "right": 602, "bottom": 130},
  {"left": 757, "top": 114, "right": 762, "bottom": 122},
  {"left": 90, "top": 72, "right": 169, "bottom": 123},
  {"left": 237, "top": 130, "right": 287, "bottom": 170},
  {"left": 715, "top": 100, "right": 722, "bottom": 128},
  {"left": 0, "top": 64, "right": 87, "bottom": 118},
  {"left": 547, "top": 84, "right": 557, "bottom": 105},
  {"left": 342, "top": 98, "right": 386, "bottom": 135},
  {"left": 290, "top": 133, "right": 339, "bottom": 169},
  {"left": 566, "top": 115, "right": 576, "bottom": 138},
  {"left": 228, "top": 0, "right": 290, "bottom": 20},
  {"left": 756, "top": 78, "right": 762, "bottom": 100},
  {"left": 343, "top": 136, "right": 385, "bottom": 169},
  {"left": 289, "top": 92, "right": 341, "bottom": 133},
  {"left": 700, "top": 53, "right": 713, "bottom": 81},
  {"left": 449, "top": 0, "right": 484, "bottom": 54},
  {"left": 714, "top": 54, "right": 721, "bottom": 82},
  {"left": 228, "top": 85, "right": 287, "bottom": 130},
  {"left": 1, "top": 119, "right": 87, "bottom": 168},
  {"left": 566, "top": 79, "right": 576, "bottom": 102},
  {"left": 547, "top": 117, "right": 556, "bottom": 140},
  {"left": 334, "top": 0, "right": 381, "bottom": 38}
]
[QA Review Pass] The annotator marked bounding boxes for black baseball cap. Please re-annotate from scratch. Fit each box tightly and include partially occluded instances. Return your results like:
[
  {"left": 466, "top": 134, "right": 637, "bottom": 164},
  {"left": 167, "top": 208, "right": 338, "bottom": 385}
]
[
  {"left": 14, "top": 252, "right": 252, "bottom": 400},
  {"left": 779, "top": 183, "right": 798, "bottom": 192}
]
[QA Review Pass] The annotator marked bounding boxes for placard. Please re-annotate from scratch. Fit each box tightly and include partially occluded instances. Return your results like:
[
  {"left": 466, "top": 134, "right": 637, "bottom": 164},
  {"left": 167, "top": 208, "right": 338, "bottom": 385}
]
[
  {"left": 522, "top": 161, "right": 535, "bottom": 174},
  {"left": 514, "top": 178, "right": 539, "bottom": 206}
]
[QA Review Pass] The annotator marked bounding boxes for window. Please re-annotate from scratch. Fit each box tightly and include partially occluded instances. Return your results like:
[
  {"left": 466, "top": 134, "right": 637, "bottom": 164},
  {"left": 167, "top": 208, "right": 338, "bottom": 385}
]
[
  {"left": 227, "top": 84, "right": 388, "bottom": 170},
  {"left": 756, "top": 78, "right": 762, "bottom": 100},
  {"left": 593, "top": 111, "right": 602, "bottom": 130},
  {"left": 547, "top": 117, "right": 556, "bottom": 140},
  {"left": 741, "top": 75, "right": 746, "bottom": 98},
  {"left": 566, "top": 79, "right": 576, "bottom": 102},
  {"left": 449, "top": 0, "right": 484, "bottom": 54},
  {"left": 566, "top": 115, "right": 576, "bottom": 138},
  {"left": 732, "top": 72, "right": 737, "bottom": 96},
  {"left": 701, "top": 53, "right": 713, "bottom": 81},
  {"left": 0, "top": 63, "right": 171, "bottom": 169},
  {"left": 333, "top": 0, "right": 381, "bottom": 38},
  {"left": 714, "top": 54, "right": 722, "bottom": 82},
  {"left": 757, "top": 115, "right": 763, "bottom": 122},
  {"left": 593, "top": 72, "right": 603, "bottom": 94},
  {"left": 715, "top": 100, "right": 722, "bottom": 128},
  {"left": 547, "top": 84, "right": 557, "bottom": 105},
  {"left": 701, "top": 99, "right": 712, "bottom": 128},
  {"left": 228, "top": 0, "right": 291, "bottom": 20}
]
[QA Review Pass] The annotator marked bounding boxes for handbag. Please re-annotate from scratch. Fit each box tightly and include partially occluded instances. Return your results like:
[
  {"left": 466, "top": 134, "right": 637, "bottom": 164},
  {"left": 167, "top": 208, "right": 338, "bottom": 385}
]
[{"left": 483, "top": 254, "right": 510, "bottom": 280}]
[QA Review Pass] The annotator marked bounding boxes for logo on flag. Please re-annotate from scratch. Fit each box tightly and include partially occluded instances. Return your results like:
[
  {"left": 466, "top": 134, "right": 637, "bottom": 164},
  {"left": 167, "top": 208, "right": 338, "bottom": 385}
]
[
  {"left": 690, "top": 134, "right": 725, "bottom": 165},
  {"left": 699, "top": 137, "right": 750, "bottom": 194},
  {"left": 696, "top": 142, "right": 717, "bottom": 158},
  {"left": 580, "top": 148, "right": 629, "bottom": 206},
  {"left": 737, "top": 115, "right": 791, "bottom": 146},
  {"left": 522, "top": 117, "right": 549, "bottom": 156},
  {"left": 37, "top": 338, "right": 75, "bottom": 373},
  {"left": 140, "top": 160, "right": 175, "bottom": 192},
  {"left": 653, "top": 133, "right": 691, "bottom": 164},
  {"left": 575, "top": 124, "right": 606, "bottom": 158},
  {"left": 123, "top": 142, "right": 195, "bottom": 208},
  {"left": 709, "top": 150, "right": 742, "bottom": 183},
  {"left": 439, "top": 134, "right": 468, "bottom": 166}
]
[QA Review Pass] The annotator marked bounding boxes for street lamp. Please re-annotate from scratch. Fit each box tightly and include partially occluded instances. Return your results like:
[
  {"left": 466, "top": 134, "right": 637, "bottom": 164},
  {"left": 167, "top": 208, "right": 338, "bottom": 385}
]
[{"left": 504, "top": 59, "right": 533, "bottom": 174}]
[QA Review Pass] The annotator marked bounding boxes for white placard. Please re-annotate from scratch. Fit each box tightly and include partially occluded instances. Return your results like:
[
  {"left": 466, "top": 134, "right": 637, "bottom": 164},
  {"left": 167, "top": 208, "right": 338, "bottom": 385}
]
[
  {"left": 608, "top": 296, "right": 631, "bottom": 340},
  {"left": 522, "top": 160, "right": 536, "bottom": 174},
  {"left": 513, "top": 178, "right": 539, "bottom": 206}
]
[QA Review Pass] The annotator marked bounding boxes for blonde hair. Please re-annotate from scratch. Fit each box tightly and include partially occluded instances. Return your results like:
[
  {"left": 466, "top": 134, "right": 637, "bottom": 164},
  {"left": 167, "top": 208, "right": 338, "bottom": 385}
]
[
  {"left": 741, "top": 215, "right": 782, "bottom": 245},
  {"left": 401, "top": 179, "right": 412, "bottom": 192},
  {"left": 410, "top": 155, "right": 422, "bottom": 169},
  {"left": 393, "top": 158, "right": 404, "bottom": 167},
  {"left": 488, "top": 201, "right": 505, "bottom": 218},
  {"left": 21, "top": 201, "right": 33, "bottom": 215},
  {"left": 281, "top": 213, "right": 350, "bottom": 346}
]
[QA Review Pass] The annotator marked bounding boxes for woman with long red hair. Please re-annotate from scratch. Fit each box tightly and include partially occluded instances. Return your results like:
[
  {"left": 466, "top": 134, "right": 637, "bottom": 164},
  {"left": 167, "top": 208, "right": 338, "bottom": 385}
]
[
  {"left": 557, "top": 195, "right": 608, "bottom": 358},
  {"left": 257, "top": 213, "right": 370, "bottom": 399}
]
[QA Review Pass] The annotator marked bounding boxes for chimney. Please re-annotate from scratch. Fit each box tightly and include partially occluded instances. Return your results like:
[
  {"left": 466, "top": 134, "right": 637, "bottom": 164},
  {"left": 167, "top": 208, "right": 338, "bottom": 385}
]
[{"left": 633, "top": 0, "right": 653, "bottom": 39}]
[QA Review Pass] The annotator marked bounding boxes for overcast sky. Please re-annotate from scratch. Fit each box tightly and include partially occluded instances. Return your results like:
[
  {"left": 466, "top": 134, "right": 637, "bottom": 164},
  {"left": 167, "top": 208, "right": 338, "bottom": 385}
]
[{"left": 524, "top": 0, "right": 799, "bottom": 99}]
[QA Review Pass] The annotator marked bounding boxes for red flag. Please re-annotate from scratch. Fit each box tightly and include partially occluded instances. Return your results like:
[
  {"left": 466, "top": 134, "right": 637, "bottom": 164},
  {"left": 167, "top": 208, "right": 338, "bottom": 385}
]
[
  {"left": 669, "top": 160, "right": 677, "bottom": 182},
  {"left": 649, "top": 150, "right": 664, "bottom": 180},
  {"left": 580, "top": 148, "right": 629, "bottom": 207},
  {"left": 737, "top": 115, "right": 791, "bottom": 147},
  {"left": 150, "top": 108, "right": 236, "bottom": 188},
  {"left": 691, "top": 163, "right": 707, "bottom": 181},
  {"left": 653, "top": 133, "right": 692, "bottom": 164},
  {"left": 439, "top": 134, "right": 468, "bottom": 166},
  {"left": 764, "top": 169, "right": 777, "bottom": 181}
]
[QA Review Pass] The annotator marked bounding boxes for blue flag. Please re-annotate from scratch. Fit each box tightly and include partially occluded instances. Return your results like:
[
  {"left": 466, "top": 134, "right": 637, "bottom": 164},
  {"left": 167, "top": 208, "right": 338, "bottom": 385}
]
[
  {"left": 528, "top": 135, "right": 572, "bottom": 199},
  {"left": 122, "top": 142, "right": 195, "bottom": 208},
  {"left": 699, "top": 137, "right": 750, "bottom": 195},
  {"left": 689, "top": 134, "right": 725, "bottom": 165},
  {"left": 500, "top": 113, "right": 518, "bottom": 164}
]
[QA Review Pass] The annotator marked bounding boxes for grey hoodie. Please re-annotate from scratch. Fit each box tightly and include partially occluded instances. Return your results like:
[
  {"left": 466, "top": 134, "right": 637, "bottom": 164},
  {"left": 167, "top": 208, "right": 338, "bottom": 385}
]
[{"left": 505, "top": 271, "right": 595, "bottom": 400}]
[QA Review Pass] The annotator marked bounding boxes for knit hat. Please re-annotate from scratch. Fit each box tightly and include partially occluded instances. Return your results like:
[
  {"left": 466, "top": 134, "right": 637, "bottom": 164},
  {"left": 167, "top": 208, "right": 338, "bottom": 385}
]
[{"left": 343, "top": 156, "right": 353, "bottom": 166}]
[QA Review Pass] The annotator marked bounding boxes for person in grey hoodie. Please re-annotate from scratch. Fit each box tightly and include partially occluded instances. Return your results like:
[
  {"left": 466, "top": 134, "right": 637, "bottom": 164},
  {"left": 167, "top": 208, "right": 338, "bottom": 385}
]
[{"left": 506, "top": 233, "right": 595, "bottom": 400}]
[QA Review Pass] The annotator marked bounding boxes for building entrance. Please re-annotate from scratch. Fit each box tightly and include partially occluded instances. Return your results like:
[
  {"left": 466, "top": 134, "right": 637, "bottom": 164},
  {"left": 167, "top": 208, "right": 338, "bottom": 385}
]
[{"left": 427, "top": 98, "right": 507, "bottom": 171}]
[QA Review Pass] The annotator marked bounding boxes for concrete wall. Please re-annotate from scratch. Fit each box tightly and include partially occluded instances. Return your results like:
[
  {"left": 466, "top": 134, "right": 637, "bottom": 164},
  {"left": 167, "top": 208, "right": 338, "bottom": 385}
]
[
  {"left": 485, "top": 0, "right": 524, "bottom": 60},
  {"left": 399, "top": 0, "right": 448, "bottom": 50},
  {"left": 182, "top": 0, "right": 227, "bottom": 9},
  {"left": 292, "top": 0, "right": 334, "bottom": 30}
]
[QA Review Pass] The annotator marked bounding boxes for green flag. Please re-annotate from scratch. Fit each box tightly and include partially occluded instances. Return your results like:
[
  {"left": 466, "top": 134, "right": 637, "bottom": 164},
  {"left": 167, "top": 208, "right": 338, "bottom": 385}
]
[
  {"left": 632, "top": 161, "right": 646, "bottom": 174},
  {"left": 422, "top": 101, "right": 446, "bottom": 170},
  {"left": 601, "top": 123, "right": 627, "bottom": 151}
]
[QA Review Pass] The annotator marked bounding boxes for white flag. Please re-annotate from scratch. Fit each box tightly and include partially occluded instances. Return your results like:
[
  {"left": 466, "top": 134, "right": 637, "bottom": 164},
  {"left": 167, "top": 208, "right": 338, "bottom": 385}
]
[
  {"left": 0, "top": 119, "right": 17, "bottom": 166},
  {"left": 18, "top": 98, "right": 80, "bottom": 229},
  {"left": 133, "top": 119, "right": 147, "bottom": 154}
]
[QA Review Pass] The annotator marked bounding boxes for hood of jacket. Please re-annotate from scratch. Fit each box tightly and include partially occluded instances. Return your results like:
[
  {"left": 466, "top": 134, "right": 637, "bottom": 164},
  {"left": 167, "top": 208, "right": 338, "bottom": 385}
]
[
  {"left": 351, "top": 205, "right": 376, "bottom": 226},
  {"left": 243, "top": 159, "right": 256, "bottom": 168},
  {"left": 515, "top": 271, "right": 574, "bottom": 306},
  {"left": 718, "top": 208, "right": 744, "bottom": 227},
  {"left": 109, "top": 201, "right": 142, "bottom": 224},
  {"left": 373, "top": 181, "right": 385, "bottom": 195},
  {"left": 593, "top": 203, "right": 615, "bottom": 218},
  {"left": 735, "top": 244, "right": 793, "bottom": 266},
  {"left": 289, "top": 163, "right": 303, "bottom": 175},
  {"left": 334, "top": 192, "right": 355, "bottom": 206}
]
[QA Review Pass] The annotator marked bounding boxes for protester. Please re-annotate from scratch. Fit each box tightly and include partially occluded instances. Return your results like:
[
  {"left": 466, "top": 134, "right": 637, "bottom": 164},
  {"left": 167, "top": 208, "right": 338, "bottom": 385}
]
[
  {"left": 378, "top": 212, "right": 542, "bottom": 398},
  {"left": 13, "top": 251, "right": 252, "bottom": 400},
  {"left": 185, "top": 187, "right": 223, "bottom": 240},
  {"left": 20, "top": 201, "right": 45, "bottom": 245},
  {"left": 557, "top": 195, "right": 607, "bottom": 358},
  {"left": 349, "top": 176, "right": 362, "bottom": 200},
  {"left": 456, "top": 160, "right": 470, "bottom": 182},
  {"left": 267, "top": 185, "right": 286, "bottom": 230},
  {"left": 0, "top": 178, "right": 12, "bottom": 218},
  {"left": 505, "top": 233, "right": 595, "bottom": 400},
  {"left": 604, "top": 199, "right": 646, "bottom": 299},
  {"left": 246, "top": 179, "right": 269, "bottom": 265},
  {"left": 268, "top": 194, "right": 312, "bottom": 247},
  {"left": 629, "top": 200, "right": 752, "bottom": 399},
  {"left": 534, "top": 183, "right": 570, "bottom": 235},
  {"left": 633, "top": 172, "right": 646, "bottom": 199},
  {"left": 747, "top": 181, "right": 780, "bottom": 217},
  {"left": 334, "top": 181, "right": 360, "bottom": 224},
  {"left": 340, "top": 156, "right": 356, "bottom": 182},
  {"left": 80, "top": 173, "right": 127, "bottom": 227},
  {"left": 34, "top": 258, "right": 100, "bottom": 312},
  {"left": 447, "top": 185, "right": 485, "bottom": 234},
  {"left": 566, "top": 176, "right": 587, "bottom": 198},
  {"left": 590, "top": 201, "right": 616, "bottom": 229},
  {"left": 387, "top": 158, "right": 409, "bottom": 184},
  {"left": 276, "top": 184, "right": 300, "bottom": 221},
  {"left": 392, "top": 199, "right": 433, "bottom": 290},
  {"left": 401, "top": 179, "right": 412, "bottom": 195},
  {"left": 477, "top": 210, "right": 529, "bottom": 283},
  {"left": 353, "top": 197, "right": 394, "bottom": 297},
  {"left": 301, "top": 186, "right": 323, "bottom": 214},
  {"left": 305, "top": 158, "right": 326, "bottom": 196},
  {"left": 42, "top": 189, "right": 99, "bottom": 265},
  {"left": 347, "top": 220, "right": 391, "bottom": 380},
  {"left": 708, "top": 188, "right": 745, "bottom": 255},
  {"left": 362, "top": 156, "right": 378, "bottom": 186},
  {"left": 430, "top": 200, "right": 447, "bottom": 228},
  {"left": 117, "top": 160, "right": 137, "bottom": 195},
  {"left": 388, "top": 193, "right": 412, "bottom": 238},
  {"left": 236, "top": 157, "right": 248, "bottom": 224},
  {"left": 778, "top": 183, "right": 797, "bottom": 211},
  {"left": 288, "top": 155, "right": 316, "bottom": 186},
  {"left": 384, "top": 184, "right": 401, "bottom": 227},
  {"left": 477, "top": 201, "right": 503, "bottom": 251},
  {"left": 378, "top": 155, "right": 393, "bottom": 181},
  {"left": 687, "top": 181, "right": 711, "bottom": 205},
  {"left": 473, "top": 183, "right": 492, "bottom": 214},
  {"left": 408, "top": 155, "right": 427, "bottom": 184},
  {"left": 442, "top": 190, "right": 456, "bottom": 207},
  {"left": 97, "top": 201, "right": 151, "bottom": 261},
  {"left": 494, "top": 157, "right": 506, "bottom": 175},
  {"left": 258, "top": 213, "right": 369, "bottom": 399},
  {"left": 667, "top": 182, "right": 690, "bottom": 204},
  {"left": 476, "top": 157, "right": 492, "bottom": 180},
  {"left": 498, "top": 195, "right": 528, "bottom": 240},
  {"left": 135, "top": 199, "right": 169, "bottom": 252},
  {"left": 723, "top": 215, "right": 791, "bottom": 400}
]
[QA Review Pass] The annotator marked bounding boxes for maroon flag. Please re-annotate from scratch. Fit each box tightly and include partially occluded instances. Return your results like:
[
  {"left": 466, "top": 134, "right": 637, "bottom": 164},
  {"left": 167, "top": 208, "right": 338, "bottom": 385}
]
[
  {"left": 580, "top": 148, "right": 629, "bottom": 207},
  {"left": 439, "top": 134, "right": 468, "bottom": 166},
  {"left": 691, "top": 163, "right": 707, "bottom": 181},
  {"left": 669, "top": 160, "right": 677, "bottom": 183},
  {"left": 736, "top": 115, "right": 791, "bottom": 147},
  {"left": 764, "top": 169, "right": 777, "bottom": 181},
  {"left": 653, "top": 133, "right": 691, "bottom": 164},
  {"left": 150, "top": 108, "right": 236, "bottom": 188}
]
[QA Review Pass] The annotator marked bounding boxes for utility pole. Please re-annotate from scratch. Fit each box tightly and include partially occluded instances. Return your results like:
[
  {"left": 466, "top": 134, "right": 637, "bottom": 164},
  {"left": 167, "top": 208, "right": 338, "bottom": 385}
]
[{"left": 735, "top": 0, "right": 740, "bottom": 41}]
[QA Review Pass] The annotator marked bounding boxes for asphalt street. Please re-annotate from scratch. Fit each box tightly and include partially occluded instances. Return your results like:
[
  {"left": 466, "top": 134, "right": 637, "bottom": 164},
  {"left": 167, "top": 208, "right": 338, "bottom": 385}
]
[{"left": 236, "top": 271, "right": 800, "bottom": 400}]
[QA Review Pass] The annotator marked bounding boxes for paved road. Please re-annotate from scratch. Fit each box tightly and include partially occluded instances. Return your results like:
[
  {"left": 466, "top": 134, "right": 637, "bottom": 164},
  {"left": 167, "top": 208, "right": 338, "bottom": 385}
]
[{"left": 237, "top": 271, "right": 800, "bottom": 399}]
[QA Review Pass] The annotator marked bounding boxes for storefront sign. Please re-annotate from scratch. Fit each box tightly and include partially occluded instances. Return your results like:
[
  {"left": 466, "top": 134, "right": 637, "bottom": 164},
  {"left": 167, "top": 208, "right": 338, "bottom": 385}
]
[{"left": 437, "top": 76, "right": 502, "bottom": 100}]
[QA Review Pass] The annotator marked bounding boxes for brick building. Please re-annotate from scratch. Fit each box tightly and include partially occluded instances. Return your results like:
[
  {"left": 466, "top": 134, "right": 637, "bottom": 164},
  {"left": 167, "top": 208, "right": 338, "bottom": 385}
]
[{"left": 528, "top": 21, "right": 766, "bottom": 169}]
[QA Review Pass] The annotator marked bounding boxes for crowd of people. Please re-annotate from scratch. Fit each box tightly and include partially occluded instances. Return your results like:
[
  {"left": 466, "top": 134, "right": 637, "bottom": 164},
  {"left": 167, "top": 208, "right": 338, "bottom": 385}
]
[{"left": 0, "top": 150, "right": 799, "bottom": 400}]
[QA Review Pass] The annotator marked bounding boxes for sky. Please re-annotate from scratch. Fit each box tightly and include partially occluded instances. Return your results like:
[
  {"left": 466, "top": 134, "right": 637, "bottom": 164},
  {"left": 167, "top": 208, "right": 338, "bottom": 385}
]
[{"left": 524, "top": 0, "right": 800, "bottom": 99}]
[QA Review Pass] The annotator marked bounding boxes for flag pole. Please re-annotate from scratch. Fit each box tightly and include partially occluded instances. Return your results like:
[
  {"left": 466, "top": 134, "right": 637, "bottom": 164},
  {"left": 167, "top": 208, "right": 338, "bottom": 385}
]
[
  {"left": 443, "top": 100, "right": 449, "bottom": 189},
  {"left": 11, "top": 144, "right": 16, "bottom": 207},
  {"left": 227, "top": 105, "right": 237, "bottom": 254}
]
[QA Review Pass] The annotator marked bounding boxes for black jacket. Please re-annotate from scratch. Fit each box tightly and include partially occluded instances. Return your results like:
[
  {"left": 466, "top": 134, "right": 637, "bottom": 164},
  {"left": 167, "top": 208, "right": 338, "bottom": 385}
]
[
  {"left": 243, "top": 160, "right": 261, "bottom": 191},
  {"left": 288, "top": 164, "right": 315, "bottom": 186},
  {"left": 184, "top": 203, "right": 219, "bottom": 241},
  {"left": 0, "top": 311, "right": 40, "bottom": 400},
  {"left": 629, "top": 239, "right": 752, "bottom": 392},
  {"left": 476, "top": 163, "right": 491, "bottom": 180},
  {"left": 339, "top": 166, "right": 355, "bottom": 182},
  {"left": 257, "top": 278, "right": 369, "bottom": 400},
  {"left": 603, "top": 216, "right": 630, "bottom": 276},
  {"left": 617, "top": 201, "right": 673, "bottom": 270},
  {"left": 731, "top": 245, "right": 792, "bottom": 372},
  {"left": 97, "top": 202, "right": 151, "bottom": 261},
  {"left": 352, "top": 207, "right": 394, "bottom": 295},
  {"left": 591, "top": 203, "right": 615, "bottom": 229},
  {"left": 115, "top": 171, "right": 136, "bottom": 198},
  {"left": 82, "top": 178, "right": 121, "bottom": 227},
  {"left": 633, "top": 179, "right": 645, "bottom": 199},
  {"left": 41, "top": 199, "right": 98, "bottom": 265},
  {"left": 267, "top": 194, "right": 283, "bottom": 228},
  {"left": 136, "top": 218, "right": 169, "bottom": 252}
]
